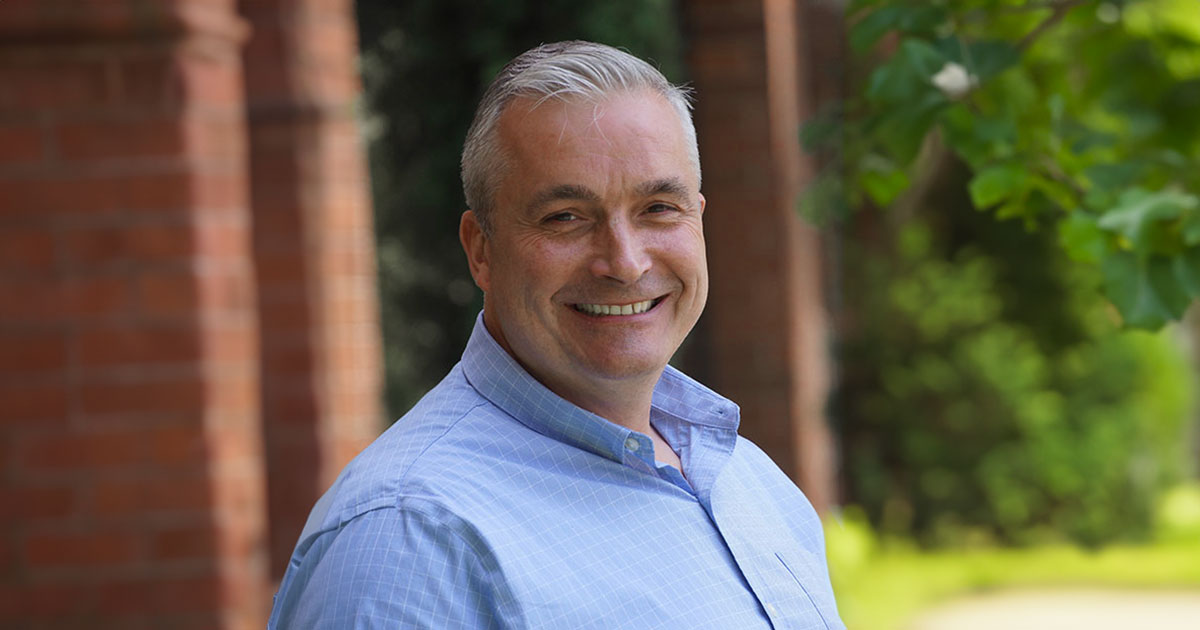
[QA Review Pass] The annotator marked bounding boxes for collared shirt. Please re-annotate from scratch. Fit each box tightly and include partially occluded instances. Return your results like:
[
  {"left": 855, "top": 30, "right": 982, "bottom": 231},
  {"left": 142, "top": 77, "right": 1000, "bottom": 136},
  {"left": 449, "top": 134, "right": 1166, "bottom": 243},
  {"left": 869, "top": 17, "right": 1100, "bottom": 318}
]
[{"left": 269, "top": 315, "right": 844, "bottom": 629}]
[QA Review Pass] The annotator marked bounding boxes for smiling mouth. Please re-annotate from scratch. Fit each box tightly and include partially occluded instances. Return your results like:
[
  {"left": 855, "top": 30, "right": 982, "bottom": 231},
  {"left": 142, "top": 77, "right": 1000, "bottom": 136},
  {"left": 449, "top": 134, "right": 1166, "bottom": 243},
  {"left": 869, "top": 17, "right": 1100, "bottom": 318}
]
[{"left": 571, "top": 296, "right": 665, "bottom": 317}]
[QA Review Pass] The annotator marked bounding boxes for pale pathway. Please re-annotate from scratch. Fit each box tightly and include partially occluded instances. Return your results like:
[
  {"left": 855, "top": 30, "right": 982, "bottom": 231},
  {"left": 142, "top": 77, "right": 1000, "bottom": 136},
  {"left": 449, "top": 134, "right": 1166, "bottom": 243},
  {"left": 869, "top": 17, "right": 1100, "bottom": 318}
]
[{"left": 907, "top": 588, "right": 1200, "bottom": 630}]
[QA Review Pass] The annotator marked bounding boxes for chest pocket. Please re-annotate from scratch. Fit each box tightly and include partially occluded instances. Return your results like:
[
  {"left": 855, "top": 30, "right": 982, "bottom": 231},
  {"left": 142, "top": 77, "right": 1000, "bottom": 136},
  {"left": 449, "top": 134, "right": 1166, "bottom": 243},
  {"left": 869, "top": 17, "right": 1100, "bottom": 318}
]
[{"left": 770, "top": 547, "right": 843, "bottom": 630}]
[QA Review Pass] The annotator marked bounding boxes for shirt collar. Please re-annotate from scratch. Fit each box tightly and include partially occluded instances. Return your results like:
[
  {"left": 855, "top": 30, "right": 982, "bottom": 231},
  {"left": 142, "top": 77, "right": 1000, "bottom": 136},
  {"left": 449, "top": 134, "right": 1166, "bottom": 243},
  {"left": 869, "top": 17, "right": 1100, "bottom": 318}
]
[{"left": 460, "top": 313, "right": 740, "bottom": 466}]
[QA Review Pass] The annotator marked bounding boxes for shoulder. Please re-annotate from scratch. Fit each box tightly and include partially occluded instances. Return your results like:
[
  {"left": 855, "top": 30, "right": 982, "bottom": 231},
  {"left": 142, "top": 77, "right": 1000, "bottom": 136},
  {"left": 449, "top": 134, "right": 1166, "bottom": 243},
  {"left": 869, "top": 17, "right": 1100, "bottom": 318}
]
[
  {"left": 269, "top": 501, "right": 519, "bottom": 629},
  {"left": 269, "top": 366, "right": 534, "bottom": 627},
  {"left": 304, "top": 365, "right": 534, "bottom": 535}
]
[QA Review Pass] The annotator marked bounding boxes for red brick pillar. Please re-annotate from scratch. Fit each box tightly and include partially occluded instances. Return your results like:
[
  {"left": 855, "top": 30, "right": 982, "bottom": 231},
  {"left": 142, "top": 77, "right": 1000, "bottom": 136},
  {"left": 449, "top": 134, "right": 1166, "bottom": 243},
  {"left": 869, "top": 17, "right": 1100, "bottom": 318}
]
[
  {"left": 686, "top": 0, "right": 838, "bottom": 513},
  {"left": 238, "top": 0, "right": 382, "bottom": 578},
  {"left": 0, "top": 1, "right": 268, "bottom": 628}
]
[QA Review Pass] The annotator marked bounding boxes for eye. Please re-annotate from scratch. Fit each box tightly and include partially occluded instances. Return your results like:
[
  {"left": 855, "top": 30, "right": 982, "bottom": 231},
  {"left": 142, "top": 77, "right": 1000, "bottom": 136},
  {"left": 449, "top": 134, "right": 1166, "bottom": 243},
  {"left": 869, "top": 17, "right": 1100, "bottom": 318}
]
[
  {"left": 545, "top": 211, "right": 579, "bottom": 223},
  {"left": 646, "top": 203, "right": 678, "bottom": 214}
]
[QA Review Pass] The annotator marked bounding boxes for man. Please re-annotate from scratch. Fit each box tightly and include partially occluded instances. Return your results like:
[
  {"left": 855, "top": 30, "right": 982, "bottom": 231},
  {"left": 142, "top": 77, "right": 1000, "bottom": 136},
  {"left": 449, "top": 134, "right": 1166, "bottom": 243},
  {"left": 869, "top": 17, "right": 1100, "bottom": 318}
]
[{"left": 269, "top": 40, "right": 844, "bottom": 629}]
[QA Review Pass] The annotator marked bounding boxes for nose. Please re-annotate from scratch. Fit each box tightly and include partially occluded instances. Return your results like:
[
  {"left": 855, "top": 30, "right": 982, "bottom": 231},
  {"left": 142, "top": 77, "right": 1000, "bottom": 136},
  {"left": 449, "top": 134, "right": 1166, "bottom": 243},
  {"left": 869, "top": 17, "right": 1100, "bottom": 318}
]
[{"left": 589, "top": 218, "right": 651, "bottom": 284}]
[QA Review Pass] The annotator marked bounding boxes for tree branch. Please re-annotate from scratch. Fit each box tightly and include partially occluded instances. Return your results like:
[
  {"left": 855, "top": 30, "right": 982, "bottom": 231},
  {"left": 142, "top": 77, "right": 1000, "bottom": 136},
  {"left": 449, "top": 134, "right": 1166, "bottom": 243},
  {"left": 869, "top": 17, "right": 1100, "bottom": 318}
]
[{"left": 1017, "top": 0, "right": 1091, "bottom": 52}]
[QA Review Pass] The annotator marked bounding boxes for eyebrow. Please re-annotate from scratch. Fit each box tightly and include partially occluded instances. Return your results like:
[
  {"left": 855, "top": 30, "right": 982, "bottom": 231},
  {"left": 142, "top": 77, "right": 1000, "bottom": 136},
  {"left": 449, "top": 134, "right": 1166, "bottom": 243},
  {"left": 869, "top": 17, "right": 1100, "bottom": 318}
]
[
  {"left": 635, "top": 177, "right": 691, "bottom": 199},
  {"left": 524, "top": 184, "right": 601, "bottom": 215}
]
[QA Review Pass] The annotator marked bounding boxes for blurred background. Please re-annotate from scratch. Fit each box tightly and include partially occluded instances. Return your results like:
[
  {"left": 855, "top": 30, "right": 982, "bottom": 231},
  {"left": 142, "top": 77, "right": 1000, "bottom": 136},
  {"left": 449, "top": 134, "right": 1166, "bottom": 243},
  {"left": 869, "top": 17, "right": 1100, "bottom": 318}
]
[{"left": 2, "top": 0, "right": 1198, "bottom": 628}]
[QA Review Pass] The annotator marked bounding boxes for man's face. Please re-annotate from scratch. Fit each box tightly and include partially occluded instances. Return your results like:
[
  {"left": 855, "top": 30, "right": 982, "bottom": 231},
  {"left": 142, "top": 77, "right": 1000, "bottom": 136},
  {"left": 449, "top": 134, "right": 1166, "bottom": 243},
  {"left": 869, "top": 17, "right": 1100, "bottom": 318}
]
[{"left": 461, "top": 90, "right": 707, "bottom": 409}]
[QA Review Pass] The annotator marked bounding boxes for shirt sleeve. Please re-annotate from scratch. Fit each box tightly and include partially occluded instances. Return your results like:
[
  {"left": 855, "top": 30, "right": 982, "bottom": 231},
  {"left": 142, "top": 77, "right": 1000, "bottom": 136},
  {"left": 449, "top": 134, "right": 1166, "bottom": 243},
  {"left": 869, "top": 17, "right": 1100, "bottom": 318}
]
[{"left": 269, "top": 500, "right": 517, "bottom": 630}]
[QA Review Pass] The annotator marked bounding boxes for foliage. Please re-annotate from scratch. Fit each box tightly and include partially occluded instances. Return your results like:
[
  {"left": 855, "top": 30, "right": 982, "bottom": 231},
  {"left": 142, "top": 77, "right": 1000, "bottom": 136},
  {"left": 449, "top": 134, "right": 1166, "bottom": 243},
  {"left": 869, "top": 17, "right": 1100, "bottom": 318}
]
[
  {"left": 355, "top": 0, "right": 687, "bottom": 418},
  {"left": 822, "top": 0, "right": 1197, "bottom": 550},
  {"left": 826, "top": 488, "right": 1200, "bottom": 630},
  {"left": 837, "top": 193, "right": 1191, "bottom": 547},
  {"left": 807, "top": 0, "right": 1200, "bottom": 328}
]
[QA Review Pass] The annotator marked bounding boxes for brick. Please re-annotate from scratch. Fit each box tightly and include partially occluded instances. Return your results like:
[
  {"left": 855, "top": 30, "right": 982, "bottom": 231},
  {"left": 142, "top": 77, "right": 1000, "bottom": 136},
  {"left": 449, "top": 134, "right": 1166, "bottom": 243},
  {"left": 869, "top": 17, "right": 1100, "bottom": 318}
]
[
  {"left": 201, "top": 322, "right": 255, "bottom": 365},
  {"left": 0, "top": 169, "right": 200, "bottom": 218},
  {"left": 90, "top": 475, "right": 212, "bottom": 517},
  {"left": 3, "top": 581, "right": 98, "bottom": 620},
  {"left": 77, "top": 324, "right": 200, "bottom": 368},
  {"left": 0, "top": 173, "right": 116, "bottom": 217},
  {"left": 150, "top": 525, "right": 215, "bottom": 561},
  {"left": 54, "top": 117, "right": 185, "bottom": 162},
  {"left": 177, "top": 55, "right": 244, "bottom": 110},
  {"left": 0, "top": 330, "right": 67, "bottom": 375},
  {"left": 0, "top": 122, "right": 45, "bottom": 167},
  {"left": 206, "top": 370, "right": 257, "bottom": 417},
  {"left": 0, "top": 484, "right": 77, "bottom": 521},
  {"left": 79, "top": 376, "right": 205, "bottom": 417},
  {"left": 24, "top": 529, "right": 142, "bottom": 568},
  {"left": 183, "top": 113, "right": 246, "bottom": 161},
  {"left": 193, "top": 215, "right": 251, "bottom": 261},
  {"left": 92, "top": 577, "right": 156, "bottom": 616},
  {"left": 190, "top": 168, "right": 247, "bottom": 211},
  {"left": 153, "top": 575, "right": 220, "bottom": 613},
  {"left": 0, "top": 226, "right": 56, "bottom": 274},
  {"left": 0, "top": 381, "right": 69, "bottom": 425},
  {"left": 0, "top": 60, "right": 114, "bottom": 113},
  {"left": 63, "top": 274, "right": 133, "bottom": 319},
  {"left": 19, "top": 431, "right": 147, "bottom": 473},
  {"left": 0, "top": 276, "right": 65, "bottom": 324},
  {"left": 117, "top": 55, "right": 180, "bottom": 110},
  {"left": 135, "top": 270, "right": 198, "bottom": 318},
  {"left": 64, "top": 221, "right": 196, "bottom": 269},
  {"left": 198, "top": 268, "right": 256, "bottom": 315},
  {"left": 147, "top": 423, "right": 207, "bottom": 466}
]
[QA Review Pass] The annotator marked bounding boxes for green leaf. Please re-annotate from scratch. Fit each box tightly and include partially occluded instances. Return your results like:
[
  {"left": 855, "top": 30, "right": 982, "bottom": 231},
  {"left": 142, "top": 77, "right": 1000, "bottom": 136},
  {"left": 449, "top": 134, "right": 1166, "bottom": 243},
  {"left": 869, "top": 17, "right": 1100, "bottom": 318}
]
[
  {"left": 850, "top": 7, "right": 906, "bottom": 53},
  {"left": 1058, "top": 213, "right": 1106, "bottom": 264},
  {"left": 847, "top": 0, "right": 885, "bottom": 15},
  {"left": 941, "top": 105, "right": 1018, "bottom": 168},
  {"left": 866, "top": 38, "right": 947, "bottom": 104},
  {"left": 1147, "top": 255, "right": 1192, "bottom": 316},
  {"left": 1084, "top": 162, "right": 1145, "bottom": 194},
  {"left": 851, "top": 6, "right": 948, "bottom": 52},
  {"left": 869, "top": 90, "right": 949, "bottom": 164},
  {"left": 1097, "top": 188, "right": 1200, "bottom": 252},
  {"left": 1172, "top": 247, "right": 1200, "bottom": 297},
  {"left": 969, "top": 164, "right": 1029, "bottom": 209},
  {"left": 1099, "top": 250, "right": 1176, "bottom": 328},
  {"left": 1030, "top": 174, "right": 1078, "bottom": 211},
  {"left": 860, "top": 166, "right": 910, "bottom": 207},
  {"left": 1181, "top": 205, "right": 1200, "bottom": 245}
]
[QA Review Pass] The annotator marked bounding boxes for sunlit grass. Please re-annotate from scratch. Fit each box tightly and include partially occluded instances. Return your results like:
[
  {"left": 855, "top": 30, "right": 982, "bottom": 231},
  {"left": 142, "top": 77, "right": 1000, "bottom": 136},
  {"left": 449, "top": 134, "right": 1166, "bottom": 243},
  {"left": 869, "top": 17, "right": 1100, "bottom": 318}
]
[{"left": 826, "top": 484, "right": 1200, "bottom": 630}]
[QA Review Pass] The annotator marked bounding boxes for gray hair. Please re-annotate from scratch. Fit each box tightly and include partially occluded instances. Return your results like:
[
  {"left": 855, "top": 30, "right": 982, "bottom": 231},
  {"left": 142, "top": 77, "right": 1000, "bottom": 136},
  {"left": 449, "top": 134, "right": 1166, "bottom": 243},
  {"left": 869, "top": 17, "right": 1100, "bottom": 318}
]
[{"left": 461, "top": 40, "right": 700, "bottom": 235}]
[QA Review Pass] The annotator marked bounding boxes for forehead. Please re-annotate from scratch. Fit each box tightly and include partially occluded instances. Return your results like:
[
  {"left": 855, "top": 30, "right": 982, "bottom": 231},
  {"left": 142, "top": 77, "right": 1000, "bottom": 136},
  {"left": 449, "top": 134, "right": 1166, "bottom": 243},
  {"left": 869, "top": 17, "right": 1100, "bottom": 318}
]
[{"left": 494, "top": 91, "right": 696, "bottom": 194}]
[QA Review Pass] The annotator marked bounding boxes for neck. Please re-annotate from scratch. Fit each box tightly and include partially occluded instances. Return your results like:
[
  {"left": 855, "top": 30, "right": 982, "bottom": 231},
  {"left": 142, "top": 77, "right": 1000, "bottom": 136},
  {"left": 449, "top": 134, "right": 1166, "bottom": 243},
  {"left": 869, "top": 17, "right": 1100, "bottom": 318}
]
[
  {"left": 482, "top": 310, "right": 663, "bottom": 434},
  {"left": 559, "top": 381, "right": 658, "bottom": 434}
]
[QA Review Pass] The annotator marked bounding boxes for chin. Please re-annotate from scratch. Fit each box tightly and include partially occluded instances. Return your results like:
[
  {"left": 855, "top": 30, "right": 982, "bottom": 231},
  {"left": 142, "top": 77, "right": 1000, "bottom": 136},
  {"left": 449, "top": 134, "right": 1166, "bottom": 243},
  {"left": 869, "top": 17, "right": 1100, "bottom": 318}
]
[{"left": 581, "top": 352, "right": 668, "bottom": 381}]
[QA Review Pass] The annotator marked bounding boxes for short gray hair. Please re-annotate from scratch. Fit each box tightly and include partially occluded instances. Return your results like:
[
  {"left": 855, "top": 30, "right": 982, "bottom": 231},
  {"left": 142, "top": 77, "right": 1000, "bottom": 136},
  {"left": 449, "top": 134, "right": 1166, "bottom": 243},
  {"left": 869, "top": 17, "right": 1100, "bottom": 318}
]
[{"left": 461, "top": 40, "right": 699, "bottom": 235}]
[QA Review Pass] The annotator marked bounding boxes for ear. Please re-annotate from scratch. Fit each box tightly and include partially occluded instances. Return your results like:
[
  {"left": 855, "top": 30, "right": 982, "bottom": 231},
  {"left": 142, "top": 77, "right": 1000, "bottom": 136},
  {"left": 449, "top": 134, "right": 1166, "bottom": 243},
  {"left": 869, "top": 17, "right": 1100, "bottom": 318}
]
[
  {"left": 697, "top": 192, "right": 706, "bottom": 216},
  {"left": 459, "top": 210, "right": 491, "bottom": 292}
]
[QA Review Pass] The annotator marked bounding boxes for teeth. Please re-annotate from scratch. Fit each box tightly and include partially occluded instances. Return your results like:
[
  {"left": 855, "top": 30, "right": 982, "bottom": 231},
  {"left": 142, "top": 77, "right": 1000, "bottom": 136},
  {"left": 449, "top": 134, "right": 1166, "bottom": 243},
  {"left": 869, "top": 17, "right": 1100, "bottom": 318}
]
[{"left": 575, "top": 299, "right": 655, "bottom": 316}]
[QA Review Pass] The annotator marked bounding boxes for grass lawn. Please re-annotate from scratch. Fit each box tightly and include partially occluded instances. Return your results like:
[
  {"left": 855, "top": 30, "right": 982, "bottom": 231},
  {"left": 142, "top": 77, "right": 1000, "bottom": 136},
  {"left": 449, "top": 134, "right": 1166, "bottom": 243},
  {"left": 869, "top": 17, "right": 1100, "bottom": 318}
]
[{"left": 825, "top": 485, "right": 1200, "bottom": 630}]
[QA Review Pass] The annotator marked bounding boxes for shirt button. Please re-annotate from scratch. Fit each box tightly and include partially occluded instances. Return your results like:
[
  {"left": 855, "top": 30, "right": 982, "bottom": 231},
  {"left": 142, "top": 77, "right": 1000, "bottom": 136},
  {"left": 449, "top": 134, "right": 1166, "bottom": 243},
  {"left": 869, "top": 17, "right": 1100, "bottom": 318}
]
[
  {"left": 624, "top": 436, "right": 640, "bottom": 452},
  {"left": 765, "top": 603, "right": 778, "bottom": 615}
]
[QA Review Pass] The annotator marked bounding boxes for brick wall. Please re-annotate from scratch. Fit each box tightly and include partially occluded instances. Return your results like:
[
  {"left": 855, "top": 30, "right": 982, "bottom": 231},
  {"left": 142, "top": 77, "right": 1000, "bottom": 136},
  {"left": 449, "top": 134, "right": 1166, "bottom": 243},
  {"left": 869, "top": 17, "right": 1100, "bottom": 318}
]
[
  {"left": 238, "top": 0, "right": 381, "bottom": 580},
  {"left": 0, "top": 0, "right": 379, "bottom": 627}
]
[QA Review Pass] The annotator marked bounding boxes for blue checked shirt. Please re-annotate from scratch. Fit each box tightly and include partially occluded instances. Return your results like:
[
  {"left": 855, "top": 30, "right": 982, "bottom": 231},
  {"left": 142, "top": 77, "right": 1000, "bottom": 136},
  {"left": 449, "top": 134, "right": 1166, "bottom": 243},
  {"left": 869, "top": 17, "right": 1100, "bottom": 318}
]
[{"left": 269, "top": 315, "right": 844, "bottom": 629}]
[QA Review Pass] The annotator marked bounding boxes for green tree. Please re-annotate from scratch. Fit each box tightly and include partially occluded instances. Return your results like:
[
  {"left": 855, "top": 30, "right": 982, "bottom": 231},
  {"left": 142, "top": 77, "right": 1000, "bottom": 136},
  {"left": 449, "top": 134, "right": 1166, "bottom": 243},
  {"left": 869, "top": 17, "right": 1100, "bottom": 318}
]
[
  {"left": 809, "top": 0, "right": 1200, "bottom": 328},
  {"left": 821, "top": 0, "right": 1198, "bottom": 546}
]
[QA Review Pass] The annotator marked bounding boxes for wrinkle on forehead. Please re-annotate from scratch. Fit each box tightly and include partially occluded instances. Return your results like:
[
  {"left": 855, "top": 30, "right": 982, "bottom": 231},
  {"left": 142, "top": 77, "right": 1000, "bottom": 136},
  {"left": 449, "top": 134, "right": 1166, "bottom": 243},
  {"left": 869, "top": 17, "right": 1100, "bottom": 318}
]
[{"left": 550, "top": 100, "right": 613, "bottom": 148}]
